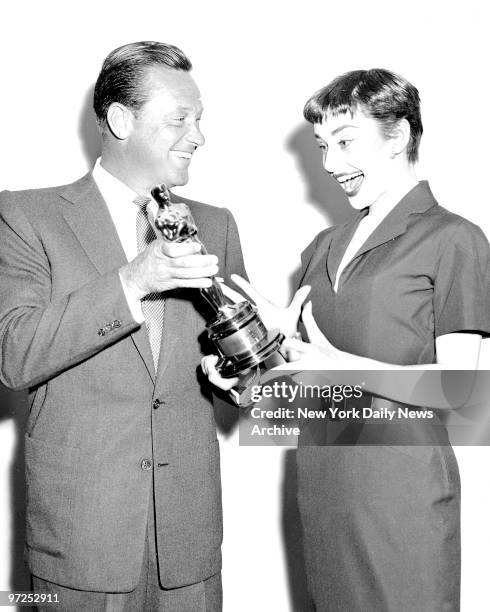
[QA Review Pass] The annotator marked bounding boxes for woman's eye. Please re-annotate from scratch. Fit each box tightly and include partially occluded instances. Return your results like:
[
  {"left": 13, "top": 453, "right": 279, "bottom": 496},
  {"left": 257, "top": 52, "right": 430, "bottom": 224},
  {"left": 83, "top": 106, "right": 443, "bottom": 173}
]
[{"left": 339, "top": 139, "right": 351, "bottom": 148}]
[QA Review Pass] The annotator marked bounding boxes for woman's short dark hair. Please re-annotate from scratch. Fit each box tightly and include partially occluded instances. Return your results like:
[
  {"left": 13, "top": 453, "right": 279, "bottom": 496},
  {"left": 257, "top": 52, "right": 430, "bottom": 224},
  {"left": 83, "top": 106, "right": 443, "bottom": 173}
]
[
  {"left": 303, "top": 69, "right": 423, "bottom": 163},
  {"left": 93, "top": 41, "right": 192, "bottom": 129}
]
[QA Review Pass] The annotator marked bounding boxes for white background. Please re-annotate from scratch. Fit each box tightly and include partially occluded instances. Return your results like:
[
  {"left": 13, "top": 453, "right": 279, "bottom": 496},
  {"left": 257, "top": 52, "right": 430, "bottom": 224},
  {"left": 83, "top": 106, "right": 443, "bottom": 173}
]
[{"left": 1, "top": 1, "right": 489, "bottom": 610}]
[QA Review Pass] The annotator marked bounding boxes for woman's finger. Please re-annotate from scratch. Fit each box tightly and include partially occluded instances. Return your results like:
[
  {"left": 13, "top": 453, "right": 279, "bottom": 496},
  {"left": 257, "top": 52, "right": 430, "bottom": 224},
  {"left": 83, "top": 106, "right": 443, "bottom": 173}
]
[
  {"left": 302, "top": 302, "right": 330, "bottom": 347},
  {"left": 289, "top": 285, "right": 311, "bottom": 313},
  {"left": 285, "top": 347, "right": 302, "bottom": 362},
  {"left": 217, "top": 281, "right": 246, "bottom": 304},
  {"left": 272, "top": 357, "right": 316, "bottom": 371},
  {"left": 281, "top": 337, "right": 311, "bottom": 354},
  {"left": 230, "top": 274, "right": 269, "bottom": 305}
]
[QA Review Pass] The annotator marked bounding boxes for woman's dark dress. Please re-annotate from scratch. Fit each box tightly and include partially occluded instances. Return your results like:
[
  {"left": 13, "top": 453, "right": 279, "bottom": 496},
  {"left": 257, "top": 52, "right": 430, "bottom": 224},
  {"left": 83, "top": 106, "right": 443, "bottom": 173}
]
[{"left": 296, "top": 182, "right": 490, "bottom": 611}]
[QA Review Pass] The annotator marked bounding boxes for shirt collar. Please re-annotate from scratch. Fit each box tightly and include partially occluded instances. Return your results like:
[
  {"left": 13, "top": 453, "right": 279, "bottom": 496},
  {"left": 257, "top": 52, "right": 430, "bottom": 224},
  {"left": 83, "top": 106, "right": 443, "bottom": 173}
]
[
  {"left": 377, "top": 180, "right": 438, "bottom": 221},
  {"left": 353, "top": 180, "right": 437, "bottom": 247},
  {"left": 92, "top": 158, "right": 139, "bottom": 208},
  {"left": 326, "top": 181, "right": 438, "bottom": 286}
]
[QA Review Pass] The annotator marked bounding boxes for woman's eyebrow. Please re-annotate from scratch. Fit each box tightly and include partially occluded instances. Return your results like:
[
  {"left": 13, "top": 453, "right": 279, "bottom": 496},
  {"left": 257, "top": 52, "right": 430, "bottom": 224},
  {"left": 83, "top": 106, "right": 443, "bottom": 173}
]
[{"left": 331, "top": 124, "right": 359, "bottom": 136}]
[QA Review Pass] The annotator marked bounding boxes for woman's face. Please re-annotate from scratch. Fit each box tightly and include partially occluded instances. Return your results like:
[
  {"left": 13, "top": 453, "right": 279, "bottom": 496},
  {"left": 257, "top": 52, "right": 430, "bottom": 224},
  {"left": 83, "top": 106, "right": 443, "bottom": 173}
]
[{"left": 314, "top": 108, "right": 395, "bottom": 210}]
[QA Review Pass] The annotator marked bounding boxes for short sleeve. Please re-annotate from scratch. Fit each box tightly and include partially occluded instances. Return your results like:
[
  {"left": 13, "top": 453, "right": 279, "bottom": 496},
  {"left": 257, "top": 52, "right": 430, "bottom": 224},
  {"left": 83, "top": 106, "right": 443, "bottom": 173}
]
[
  {"left": 434, "top": 219, "right": 490, "bottom": 338},
  {"left": 296, "top": 227, "right": 335, "bottom": 290}
]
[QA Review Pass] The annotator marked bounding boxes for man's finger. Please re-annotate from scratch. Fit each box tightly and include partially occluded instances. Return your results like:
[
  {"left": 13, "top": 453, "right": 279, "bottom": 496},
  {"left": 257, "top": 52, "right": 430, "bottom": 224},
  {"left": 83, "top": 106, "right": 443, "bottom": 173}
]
[
  {"left": 201, "top": 355, "right": 238, "bottom": 390},
  {"left": 174, "top": 278, "right": 214, "bottom": 289},
  {"left": 209, "top": 371, "right": 238, "bottom": 391},
  {"left": 168, "top": 263, "right": 219, "bottom": 279},
  {"left": 201, "top": 354, "right": 219, "bottom": 376},
  {"left": 160, "top": 240, "right": 201, "bottom": 257},
  {"left": 169, "top": 253, "right": 218, "bottom": 268}
]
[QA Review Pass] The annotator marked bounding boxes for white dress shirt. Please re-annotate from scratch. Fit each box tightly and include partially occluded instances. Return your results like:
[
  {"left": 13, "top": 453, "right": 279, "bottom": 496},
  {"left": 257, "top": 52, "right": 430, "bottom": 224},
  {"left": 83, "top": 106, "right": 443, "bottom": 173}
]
[
  {"left": 92, "top": 160, "right": 247, "bottom": 403},
  {"left": 92, "top": 158, "right": 159, "bottom": 323}
]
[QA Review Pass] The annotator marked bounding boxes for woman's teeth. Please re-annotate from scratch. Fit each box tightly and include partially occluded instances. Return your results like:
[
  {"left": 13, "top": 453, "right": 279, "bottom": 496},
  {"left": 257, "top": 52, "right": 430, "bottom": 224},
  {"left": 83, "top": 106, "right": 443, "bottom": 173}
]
[{"left": 337, "top": 172, "right": 364, "bottom": 194}]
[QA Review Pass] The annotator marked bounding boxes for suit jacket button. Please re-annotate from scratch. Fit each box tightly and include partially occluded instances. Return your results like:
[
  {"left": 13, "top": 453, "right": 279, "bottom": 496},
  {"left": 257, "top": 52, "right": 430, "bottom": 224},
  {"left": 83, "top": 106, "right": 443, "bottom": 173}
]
[
  {"left": 141, "top": 459, "right": 153, "bottom": 471},
  {"left": 113, "top": 320, "right": 121, "bottom": 328},
  {"left": 152, "top": 399, "right": 161, "bottom": 410},
  {"left": 97, "top": 328, "right": 106, "bottom": 337}
]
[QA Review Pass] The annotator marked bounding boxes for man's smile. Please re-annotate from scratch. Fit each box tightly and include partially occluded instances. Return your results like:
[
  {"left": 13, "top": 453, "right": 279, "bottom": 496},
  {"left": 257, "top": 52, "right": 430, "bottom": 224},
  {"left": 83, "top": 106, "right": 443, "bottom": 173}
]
[{"left": 171, "top": 150, "right": 194, "bottom": 160}]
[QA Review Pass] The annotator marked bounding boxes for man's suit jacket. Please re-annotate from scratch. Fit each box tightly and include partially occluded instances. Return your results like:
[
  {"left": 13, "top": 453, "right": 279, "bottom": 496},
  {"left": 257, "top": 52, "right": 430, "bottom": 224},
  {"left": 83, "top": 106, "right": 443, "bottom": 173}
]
[{"left": 0, "top": 173, "right": 246, "bottom": 591}]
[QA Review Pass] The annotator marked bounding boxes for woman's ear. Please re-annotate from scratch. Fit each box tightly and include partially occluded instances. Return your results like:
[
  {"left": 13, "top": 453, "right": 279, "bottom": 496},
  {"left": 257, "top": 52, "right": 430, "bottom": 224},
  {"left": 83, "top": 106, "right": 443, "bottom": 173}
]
[{"left": 390, "top": 118, "right": 411, "bottom": 158}]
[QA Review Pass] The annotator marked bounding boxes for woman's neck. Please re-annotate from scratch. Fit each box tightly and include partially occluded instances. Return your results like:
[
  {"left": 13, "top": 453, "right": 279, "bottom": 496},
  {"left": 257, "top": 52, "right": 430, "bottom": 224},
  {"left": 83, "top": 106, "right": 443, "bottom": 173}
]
[{"left": 367, "top": 168, "right": 418, "bottom": 223}]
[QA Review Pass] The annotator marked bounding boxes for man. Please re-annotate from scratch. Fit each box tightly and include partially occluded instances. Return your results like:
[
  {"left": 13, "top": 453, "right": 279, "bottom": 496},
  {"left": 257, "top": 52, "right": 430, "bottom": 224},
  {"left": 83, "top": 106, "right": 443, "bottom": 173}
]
[{"left": 0, "top": 41, "right": 246, "bottom": 611}]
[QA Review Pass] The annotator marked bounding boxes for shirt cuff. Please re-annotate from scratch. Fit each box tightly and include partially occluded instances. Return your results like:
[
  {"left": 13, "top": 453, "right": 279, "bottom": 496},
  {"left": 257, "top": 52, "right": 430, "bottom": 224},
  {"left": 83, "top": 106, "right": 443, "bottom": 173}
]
[{"left": 119, "top": 272, "right": 145, "bottom": 324}]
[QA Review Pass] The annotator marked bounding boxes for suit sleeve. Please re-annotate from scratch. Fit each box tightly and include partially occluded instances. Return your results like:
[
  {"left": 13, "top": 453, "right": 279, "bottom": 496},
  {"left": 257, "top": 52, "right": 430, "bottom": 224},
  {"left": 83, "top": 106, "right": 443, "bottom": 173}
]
[
  {"left": 0, "top": 194, "right": 140, "bottom": 391},
  {"left": 212, "top": 209, "right": 249, "bottom": 412},
  {"left": 222, "top": 208, "right": 248, "bottom": 281}
]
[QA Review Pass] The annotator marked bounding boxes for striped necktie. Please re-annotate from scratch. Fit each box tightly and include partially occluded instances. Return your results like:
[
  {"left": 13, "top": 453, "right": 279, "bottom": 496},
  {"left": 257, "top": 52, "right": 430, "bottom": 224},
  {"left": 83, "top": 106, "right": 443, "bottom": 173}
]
[{"left": 133, "top": 196, "right": 165, "bottom": 372}]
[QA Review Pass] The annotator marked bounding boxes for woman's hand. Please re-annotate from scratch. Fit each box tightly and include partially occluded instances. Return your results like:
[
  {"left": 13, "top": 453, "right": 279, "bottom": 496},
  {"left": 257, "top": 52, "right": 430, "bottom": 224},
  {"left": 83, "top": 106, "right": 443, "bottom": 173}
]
[
  {"left": 223, "top": 274, "right": 311, "bottom": 338},
  {"left": 274, "top": 302, "right": 350, "bottom": 370}
]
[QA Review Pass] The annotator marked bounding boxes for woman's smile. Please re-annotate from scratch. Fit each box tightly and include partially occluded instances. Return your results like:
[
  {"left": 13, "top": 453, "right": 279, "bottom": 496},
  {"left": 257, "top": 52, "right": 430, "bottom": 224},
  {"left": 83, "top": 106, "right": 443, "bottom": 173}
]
[{"left": 335, "top": 171, "right": 364, "bottom": 196}]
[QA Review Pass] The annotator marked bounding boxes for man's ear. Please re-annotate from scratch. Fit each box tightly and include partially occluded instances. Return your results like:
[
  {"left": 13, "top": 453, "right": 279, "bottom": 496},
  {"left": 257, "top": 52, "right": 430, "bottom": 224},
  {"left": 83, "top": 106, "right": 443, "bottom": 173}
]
[
  {"left": 391, "top": 118, "right": 411, "bottom": 157},
  {"left": 105, "top": 103, "right": 134, "bottom": 140}
]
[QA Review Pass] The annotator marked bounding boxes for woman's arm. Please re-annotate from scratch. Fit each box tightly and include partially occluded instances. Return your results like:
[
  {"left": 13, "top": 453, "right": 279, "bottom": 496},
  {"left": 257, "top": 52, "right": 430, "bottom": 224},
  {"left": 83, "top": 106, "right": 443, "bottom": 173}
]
[
  {"left": 435, "top": 333, "right": 482, "bottom": 370},
  {"left": 277, "top": 302, "right": 483, "bottom": 409},
  {"left": 282, "top": 302, "right": 482, "bottom": 371},
  {"left": 201, "top": 277, "right": 484, "bottom": 409}
]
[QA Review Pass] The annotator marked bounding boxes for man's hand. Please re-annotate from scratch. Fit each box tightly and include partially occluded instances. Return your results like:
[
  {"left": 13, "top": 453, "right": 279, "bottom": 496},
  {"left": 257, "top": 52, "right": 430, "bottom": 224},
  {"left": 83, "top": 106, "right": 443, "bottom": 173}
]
[
  {"left": 120, "top": 239, "right": 219, "bottom": 299},
  {"left": 201, "top": 354, "right": 239, "bottom": 391},
  {"left": 201, "top": 355, "right": 261, "bottom": 408}
]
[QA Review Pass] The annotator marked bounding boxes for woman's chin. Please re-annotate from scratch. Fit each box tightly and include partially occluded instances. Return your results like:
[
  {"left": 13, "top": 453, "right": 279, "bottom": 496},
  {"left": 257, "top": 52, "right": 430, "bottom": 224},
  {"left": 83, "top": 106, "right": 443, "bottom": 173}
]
[{"left": 347, "top": 191, "right": 369, "bottom": 210}]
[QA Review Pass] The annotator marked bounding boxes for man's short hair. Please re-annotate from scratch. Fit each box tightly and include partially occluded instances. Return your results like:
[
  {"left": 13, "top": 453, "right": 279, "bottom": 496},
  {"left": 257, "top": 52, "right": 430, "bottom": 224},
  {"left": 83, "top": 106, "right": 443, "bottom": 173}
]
[
  {"left": 303, "top": 68, "right": 423, "bottom": 163},
  {"left": 93, "top": 41, "right": 192, "bottom": 129}
]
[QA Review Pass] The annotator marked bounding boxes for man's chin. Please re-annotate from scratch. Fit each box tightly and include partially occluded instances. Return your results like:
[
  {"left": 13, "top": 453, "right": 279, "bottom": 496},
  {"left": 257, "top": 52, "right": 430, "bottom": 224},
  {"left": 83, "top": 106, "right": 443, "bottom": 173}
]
[{"left": 162, "top": 171, "right": 189, "bottom": 190}]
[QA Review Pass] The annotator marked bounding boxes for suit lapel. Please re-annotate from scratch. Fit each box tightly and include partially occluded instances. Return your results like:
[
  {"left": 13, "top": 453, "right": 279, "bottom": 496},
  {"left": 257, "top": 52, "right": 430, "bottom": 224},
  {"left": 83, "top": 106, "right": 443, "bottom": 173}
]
[
  {"left": 155, "top": 294, "right": 185, "bottom": 386},
  {"left": 60, "top": 174, "right": 126, "bottom": 274},
  {"left": 60, "top": 173, "right": 155, "bottom": 383}
]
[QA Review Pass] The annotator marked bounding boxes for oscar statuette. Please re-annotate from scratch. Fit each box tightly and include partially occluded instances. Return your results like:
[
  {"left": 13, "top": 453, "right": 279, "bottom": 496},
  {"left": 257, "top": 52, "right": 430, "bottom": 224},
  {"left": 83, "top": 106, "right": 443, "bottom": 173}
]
[{"left": 151, "top": 183, "right": 284, "bottom": 378}]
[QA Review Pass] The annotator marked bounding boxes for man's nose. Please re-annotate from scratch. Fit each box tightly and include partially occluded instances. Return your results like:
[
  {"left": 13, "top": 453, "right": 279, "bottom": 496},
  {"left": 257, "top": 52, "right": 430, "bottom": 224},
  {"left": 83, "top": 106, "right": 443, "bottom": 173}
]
[{"left": 187, "top": 122, "right": 205, "bottom": 147}]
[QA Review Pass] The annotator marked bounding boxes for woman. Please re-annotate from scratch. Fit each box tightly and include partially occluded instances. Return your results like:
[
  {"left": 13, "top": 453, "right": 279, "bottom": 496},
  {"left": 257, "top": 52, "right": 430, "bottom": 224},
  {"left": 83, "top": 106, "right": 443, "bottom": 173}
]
[{"left": 203, "top": 69, "right": 490, "bottom": 611}]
